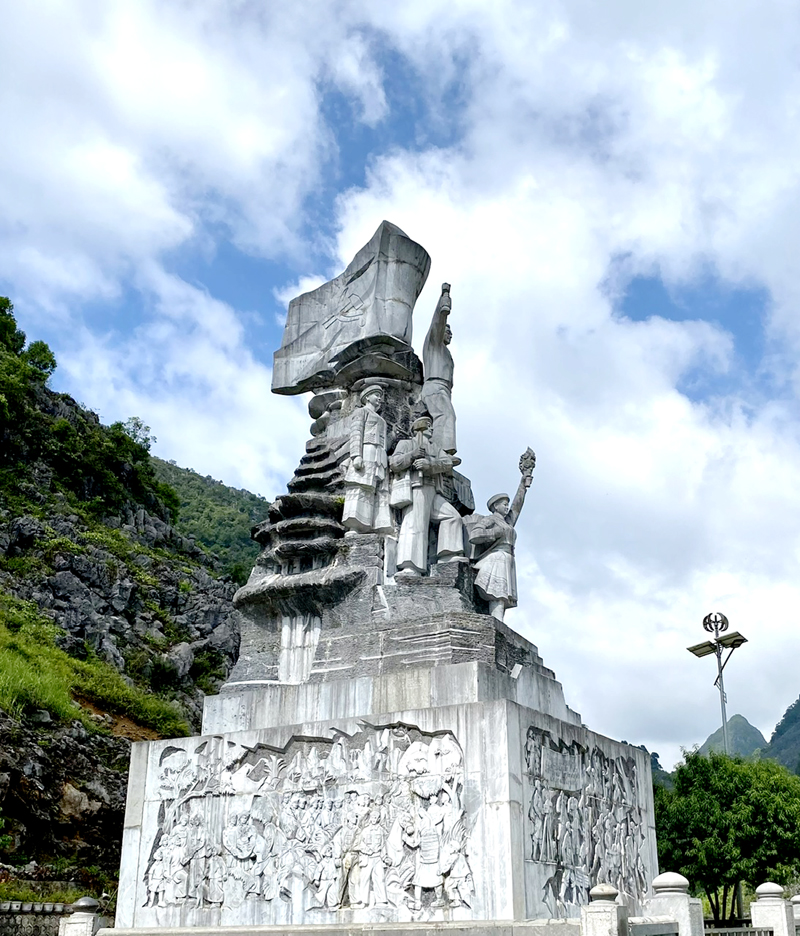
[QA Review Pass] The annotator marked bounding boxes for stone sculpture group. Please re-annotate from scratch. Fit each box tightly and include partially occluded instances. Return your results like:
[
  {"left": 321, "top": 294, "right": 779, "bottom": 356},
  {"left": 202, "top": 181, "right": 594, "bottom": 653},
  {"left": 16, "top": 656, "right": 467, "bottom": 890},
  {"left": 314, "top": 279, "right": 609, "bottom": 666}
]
[
  {"left": 112, "top": 221, "right": 658, "bottom": 934},
  {"left": 283, "top": 223, "right": 536, "bottom": 621},
  {"left": 524, "top": 728, "right": 648, "bottom": 917}
]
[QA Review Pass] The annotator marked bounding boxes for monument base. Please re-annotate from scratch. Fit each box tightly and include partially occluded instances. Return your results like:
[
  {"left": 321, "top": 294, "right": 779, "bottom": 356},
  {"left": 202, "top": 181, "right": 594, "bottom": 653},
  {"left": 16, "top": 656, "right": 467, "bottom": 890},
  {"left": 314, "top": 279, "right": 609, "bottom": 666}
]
[
  {"left": 106, "top": 919, "right": 581, "bottom": 936},
  {"left": 114, "top": 625, "right": 657, "bottom": 931}
]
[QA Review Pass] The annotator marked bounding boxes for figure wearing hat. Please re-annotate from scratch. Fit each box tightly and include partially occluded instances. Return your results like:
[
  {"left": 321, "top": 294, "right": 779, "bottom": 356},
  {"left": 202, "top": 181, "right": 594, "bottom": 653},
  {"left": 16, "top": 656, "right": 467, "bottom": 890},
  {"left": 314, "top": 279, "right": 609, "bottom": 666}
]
[
  {"left": 388, "top": 415, "right": 464, "bottom": 576},
  {"left": 468, "top": 448, "right": 535, "bottom": 621},
  {"left": 342, "top": 383, "right": 394, "bottom": 535}
]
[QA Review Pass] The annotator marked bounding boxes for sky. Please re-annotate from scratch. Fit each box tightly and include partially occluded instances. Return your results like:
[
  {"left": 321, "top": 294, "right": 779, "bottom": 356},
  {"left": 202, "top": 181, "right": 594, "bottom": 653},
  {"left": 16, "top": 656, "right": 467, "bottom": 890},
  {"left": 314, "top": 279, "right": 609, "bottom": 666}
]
[{"left": 2, "top": 0, "right": 800, "bottom": 770}]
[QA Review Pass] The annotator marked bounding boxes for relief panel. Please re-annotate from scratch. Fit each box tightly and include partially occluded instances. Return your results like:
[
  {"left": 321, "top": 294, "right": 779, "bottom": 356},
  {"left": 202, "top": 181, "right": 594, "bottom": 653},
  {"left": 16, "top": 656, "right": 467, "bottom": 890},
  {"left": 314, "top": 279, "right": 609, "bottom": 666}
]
[
  {"left": 524, "top": 726, "right": 650, "bottom": 917},
  {"left": 138, "top": 722, "right": 474, "bottom": 920}
]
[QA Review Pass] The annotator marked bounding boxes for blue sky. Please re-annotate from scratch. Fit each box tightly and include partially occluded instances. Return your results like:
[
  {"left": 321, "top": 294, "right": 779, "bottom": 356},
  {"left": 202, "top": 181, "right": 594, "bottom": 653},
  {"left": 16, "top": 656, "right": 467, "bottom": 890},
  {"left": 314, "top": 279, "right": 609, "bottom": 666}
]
[{"left": 2, "top": 0, "right": 800, "bottom": 769}]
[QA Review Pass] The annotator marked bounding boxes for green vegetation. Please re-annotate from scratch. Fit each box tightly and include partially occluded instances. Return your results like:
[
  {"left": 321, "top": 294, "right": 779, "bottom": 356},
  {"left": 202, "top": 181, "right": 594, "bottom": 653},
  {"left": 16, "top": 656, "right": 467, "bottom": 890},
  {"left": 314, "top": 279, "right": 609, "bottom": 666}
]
[
  {"left": 190, "top": 647, "right": 228, "bottom": 694},
  {"left": 0, "top": 856, "right": 117, "bottom": 907},
  {"left": 763, "top": 694, "right": 800, "bottom": 773},
  {"left": 0, "top": 297, "right": 178, "bottom": 521},
  {"left": 0, "top": 592, "right": 189, "bottom": 736},
  {"left": 655, "top": 751, "right": 800, "bottom": 923},
  {"left": 152, "top": 457, "right": 268, "bottom": 582},
  {"left": 0, "top": 881, "right": 86, "bottom": 904},
  {"left": 0, "top": 808, "right": 12, "bottom": 852}
]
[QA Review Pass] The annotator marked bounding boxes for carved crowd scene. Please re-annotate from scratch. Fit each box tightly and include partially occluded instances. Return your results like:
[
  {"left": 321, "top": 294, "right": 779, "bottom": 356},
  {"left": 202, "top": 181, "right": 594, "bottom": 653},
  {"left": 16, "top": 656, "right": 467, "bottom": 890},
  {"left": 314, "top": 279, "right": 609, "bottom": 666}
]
[
  {"left": 524, "top": 727, "right": 648, "bottom": 916},
  {"left": 142, "top": 723, "right": 474, "bottom": 915}
]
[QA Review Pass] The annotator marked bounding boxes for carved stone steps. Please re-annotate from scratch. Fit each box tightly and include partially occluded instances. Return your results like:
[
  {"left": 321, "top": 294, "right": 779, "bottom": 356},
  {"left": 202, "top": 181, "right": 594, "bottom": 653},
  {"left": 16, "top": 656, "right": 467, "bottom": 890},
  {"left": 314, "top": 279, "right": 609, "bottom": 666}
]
[
  {"left": 268, "top": 492, "right": 342, "bottom": 521},
  {"left": 287, "top": 467, "right": 343, "bottom": 492},
  {"left": 270, "top": 536, "right": 340, "bottom": 561}
]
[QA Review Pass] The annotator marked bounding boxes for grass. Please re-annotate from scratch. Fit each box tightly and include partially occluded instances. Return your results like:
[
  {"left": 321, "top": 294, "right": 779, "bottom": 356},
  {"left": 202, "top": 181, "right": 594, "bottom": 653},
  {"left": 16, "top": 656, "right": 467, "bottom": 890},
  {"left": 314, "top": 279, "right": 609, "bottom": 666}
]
[
  {"left": 0, "top": 592, "right": 189, "bottom": 737},
  {"left": 0, "top": 881, "right": 86, "bottom": 904}
]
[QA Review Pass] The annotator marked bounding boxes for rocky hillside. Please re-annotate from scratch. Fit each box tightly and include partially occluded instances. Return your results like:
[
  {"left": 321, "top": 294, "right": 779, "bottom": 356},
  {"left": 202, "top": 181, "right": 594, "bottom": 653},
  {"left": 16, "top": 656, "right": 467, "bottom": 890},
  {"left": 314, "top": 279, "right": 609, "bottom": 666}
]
[
  {"left": 763, "top": 696, "right": 800, "bottom": 773},
  {"left": 151, "top": 457, "right": 267, "bottom": 584},
  {"left": 0, "top": 297, "right": 251, "bottom": 901}
]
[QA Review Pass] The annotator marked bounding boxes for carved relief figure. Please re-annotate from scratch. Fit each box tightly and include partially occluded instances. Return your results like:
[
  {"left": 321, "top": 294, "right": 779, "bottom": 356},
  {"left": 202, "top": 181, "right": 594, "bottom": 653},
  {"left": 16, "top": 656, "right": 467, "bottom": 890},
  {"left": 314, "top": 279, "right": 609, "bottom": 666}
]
[
  {"left": 420, "top": 284, "right": 457, "bottom": 455},
  {"left": 524, "top": 727, "right": 649, "bottom": 912},
  {"left": 343, "top": 383, "right": 393, "bottom": 535},
  {"left": 310, "top": 843, "right": 341, "bottom": 910},
  {"left": 144, "top": 842, "right": 168, "bottom": 908},
  {"left": 467, "top": 448, "right": 535, "bottom": 621},
  {"left": 354, "top": 809, "right": 390, "bottom": 907},
  {"left": 410, "top": 790, "right": 451, "bottom": 910},
  {"left": 142, "top": 723, "right": 473, "bottom": 917},
  {"left": 390, "top": 416, "right": 464, "bottom": 577},
  {"left": 440, "top": 817, "right": 473, "bottom": 908}
]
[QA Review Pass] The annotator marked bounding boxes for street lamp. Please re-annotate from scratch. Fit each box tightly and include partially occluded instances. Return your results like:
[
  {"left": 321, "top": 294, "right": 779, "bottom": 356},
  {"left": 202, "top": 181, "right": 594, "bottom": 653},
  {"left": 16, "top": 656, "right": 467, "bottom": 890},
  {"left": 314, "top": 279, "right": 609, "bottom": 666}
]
[{"left": 687, "top": 612, "right": 748, "bottom": 755}]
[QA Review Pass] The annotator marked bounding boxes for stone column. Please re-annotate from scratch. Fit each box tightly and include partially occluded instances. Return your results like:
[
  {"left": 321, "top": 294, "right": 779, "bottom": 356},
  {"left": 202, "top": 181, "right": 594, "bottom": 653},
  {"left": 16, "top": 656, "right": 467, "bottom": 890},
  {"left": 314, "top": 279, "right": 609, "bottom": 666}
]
[
  {"left": 58, "top": 897, "right": 103, "bottom": 936},
  {"left": 790, "top": 895, "right": 800, "bottom": 928},
  {"left": 582, "top": 884, "right": 628, "bottom": 936},
  {"left": 751, "top": 882, "right": 794, "bottom": 936},
  {"left": 643, "top": 872, "right": 704, "bottom": 936}
]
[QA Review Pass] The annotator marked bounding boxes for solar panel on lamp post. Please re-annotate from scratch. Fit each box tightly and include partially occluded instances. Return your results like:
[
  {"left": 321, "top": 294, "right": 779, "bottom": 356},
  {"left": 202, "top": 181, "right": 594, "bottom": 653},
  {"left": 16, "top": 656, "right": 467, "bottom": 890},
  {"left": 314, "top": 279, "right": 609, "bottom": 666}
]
[{"left": 687, "top": 612, "right": 748, "bottom": 756}]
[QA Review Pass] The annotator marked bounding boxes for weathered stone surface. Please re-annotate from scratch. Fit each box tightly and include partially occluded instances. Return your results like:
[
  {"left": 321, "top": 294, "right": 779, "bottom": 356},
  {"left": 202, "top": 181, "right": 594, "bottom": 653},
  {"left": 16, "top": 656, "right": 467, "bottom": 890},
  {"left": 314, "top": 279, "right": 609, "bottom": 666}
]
[
  {"left": 273, "top": 221, "right": 430, "bottom": 395},
  {"left": 117, "top": 694, "right": 657, "bottom": 928},
  {"left": 7, "top": 516, "right": 47, "bottom": 555},
  {"left": 0, "top": 505, "right": 243, "bottom": 711}
]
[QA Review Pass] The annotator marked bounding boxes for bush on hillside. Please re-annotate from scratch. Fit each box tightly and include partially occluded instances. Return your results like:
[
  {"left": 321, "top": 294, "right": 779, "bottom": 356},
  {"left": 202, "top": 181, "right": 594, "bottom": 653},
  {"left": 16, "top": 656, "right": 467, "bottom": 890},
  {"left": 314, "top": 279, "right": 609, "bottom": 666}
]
[{"left": 0, "top": 297, "right": 178, "bottom": 522}]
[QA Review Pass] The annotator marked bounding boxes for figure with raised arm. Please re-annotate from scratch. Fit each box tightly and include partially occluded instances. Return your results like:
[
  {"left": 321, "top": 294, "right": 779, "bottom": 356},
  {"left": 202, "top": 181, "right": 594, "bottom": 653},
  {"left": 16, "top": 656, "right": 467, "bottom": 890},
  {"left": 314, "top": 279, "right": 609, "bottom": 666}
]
[
  {"left": 467, "top": 448, "right": 535, "bottom": 621},
  {"left": 420, "top": 283, "right": 457, "bottom": 455}
]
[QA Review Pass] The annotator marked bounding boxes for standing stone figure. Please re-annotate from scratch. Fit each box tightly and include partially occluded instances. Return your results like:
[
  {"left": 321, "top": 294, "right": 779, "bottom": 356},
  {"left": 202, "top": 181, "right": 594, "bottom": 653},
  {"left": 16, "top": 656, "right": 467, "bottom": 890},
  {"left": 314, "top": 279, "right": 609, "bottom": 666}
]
[
  {"left": 467, "top": 448, "right": 535, "bottom": 621},
  {"left": 389, "top": 416, "right": 464, "bottom": 577},
  {"left": 354, "top": 809, "right": 389, "bottom": 907},
  {"left": 342, "top": 384, "right": 393, "bottom": 535},
  {"left": 420, "top": 283, "right": 457, "bottom": 455}
]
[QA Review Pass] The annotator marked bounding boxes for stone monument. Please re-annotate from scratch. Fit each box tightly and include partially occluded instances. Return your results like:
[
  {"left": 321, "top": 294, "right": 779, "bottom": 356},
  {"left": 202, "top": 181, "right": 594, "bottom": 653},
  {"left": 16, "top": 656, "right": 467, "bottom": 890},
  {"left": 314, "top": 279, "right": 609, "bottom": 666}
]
[{"left": 111, "top": 222, "right": 658, "bottom": 934}]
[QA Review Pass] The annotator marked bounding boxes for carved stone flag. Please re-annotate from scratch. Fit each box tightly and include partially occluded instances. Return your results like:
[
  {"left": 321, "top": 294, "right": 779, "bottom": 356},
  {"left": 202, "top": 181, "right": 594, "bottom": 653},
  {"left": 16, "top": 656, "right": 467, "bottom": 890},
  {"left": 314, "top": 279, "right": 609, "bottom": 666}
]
[{"left": 272, "top": 221, "right": 431, "bottom": 394}]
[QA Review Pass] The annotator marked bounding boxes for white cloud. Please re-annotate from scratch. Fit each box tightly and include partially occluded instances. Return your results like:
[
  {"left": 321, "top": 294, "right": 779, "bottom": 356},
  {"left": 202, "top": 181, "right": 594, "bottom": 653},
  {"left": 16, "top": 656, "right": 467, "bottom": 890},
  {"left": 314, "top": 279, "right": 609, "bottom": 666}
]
[
  {"left": 0, "top": 0, "right": 396, "bottom": 313},
  {"left": 3, "top": 0, "right": 800, "bottom": 769},
  {"left": 56, "top": 272, "right": 309, "bottom": 499},
  {"left": 324, "top": 0, "right": 800, "bottom": 767}
]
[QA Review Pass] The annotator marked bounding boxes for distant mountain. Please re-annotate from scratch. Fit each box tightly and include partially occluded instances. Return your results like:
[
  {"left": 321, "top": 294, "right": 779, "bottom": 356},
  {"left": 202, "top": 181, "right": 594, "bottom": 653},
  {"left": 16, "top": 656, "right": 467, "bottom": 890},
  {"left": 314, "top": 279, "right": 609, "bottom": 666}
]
[
  {"left": 698, "top": 714, "right": 766, "bottom": 757},
  {"left": 152, "top": 458, "right": 268, "bottom": 583},
  {"left": 763, "top": 695, "right": 800, "bottom": 773}
]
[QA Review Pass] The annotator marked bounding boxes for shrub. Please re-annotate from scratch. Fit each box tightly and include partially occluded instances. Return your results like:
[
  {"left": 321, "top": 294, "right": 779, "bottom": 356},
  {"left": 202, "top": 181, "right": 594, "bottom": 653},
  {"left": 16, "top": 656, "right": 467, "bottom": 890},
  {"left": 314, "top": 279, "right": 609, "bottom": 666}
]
[{"left": 0, "top": 592, "right": 189, "bottom": 737}]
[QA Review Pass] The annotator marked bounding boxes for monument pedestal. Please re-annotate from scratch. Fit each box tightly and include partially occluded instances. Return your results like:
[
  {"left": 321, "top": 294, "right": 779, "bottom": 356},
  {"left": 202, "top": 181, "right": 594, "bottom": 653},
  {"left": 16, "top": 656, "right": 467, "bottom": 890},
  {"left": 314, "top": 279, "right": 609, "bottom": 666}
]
[{"left": 114, "top": 630, "right": 657, "bottom": 930}]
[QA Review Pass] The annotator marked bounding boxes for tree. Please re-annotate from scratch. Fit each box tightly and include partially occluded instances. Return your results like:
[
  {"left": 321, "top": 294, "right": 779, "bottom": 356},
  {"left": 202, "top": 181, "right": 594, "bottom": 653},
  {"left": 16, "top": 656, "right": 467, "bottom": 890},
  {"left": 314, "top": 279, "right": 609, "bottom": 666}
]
[
  {"left": 22, "top": 340, "right": 56, "bottom": 380},
  {"left": 0, "top": 297, "right": 25, "bottom": 355},
  {"left": 120, "top": 416, "right": 156, "bottom": 451},
  {"left": 0, "top": 298, "right": 57, "bottom": 444},
  {"left": 655, "top": 752, "right": 800, "bottom": 923}
]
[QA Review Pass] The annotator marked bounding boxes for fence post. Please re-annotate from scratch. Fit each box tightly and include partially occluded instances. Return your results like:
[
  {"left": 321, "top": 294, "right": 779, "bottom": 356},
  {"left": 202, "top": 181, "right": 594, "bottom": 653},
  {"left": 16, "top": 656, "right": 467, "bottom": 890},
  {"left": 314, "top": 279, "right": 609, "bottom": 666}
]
[
  {"left": 643, "top": 872, "right": 703, "bottom": 936},
  {"left": 58, "top": 897, "right": 103, "bottom": 936},
  {"left": 581, "top": 883, "right": 628, "bottom": 936},
  {"left": 790, "top": 896, "right": 800, "bottom": 928},
  {"left": 751, "top": 883, "right": 794, "bottom": 936}
]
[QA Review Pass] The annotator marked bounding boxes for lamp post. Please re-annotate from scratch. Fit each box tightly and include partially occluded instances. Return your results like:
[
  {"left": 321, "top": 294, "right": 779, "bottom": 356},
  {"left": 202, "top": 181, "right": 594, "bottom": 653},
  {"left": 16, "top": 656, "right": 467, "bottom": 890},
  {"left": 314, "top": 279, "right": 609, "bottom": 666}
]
[{"left": 687, "top": 612, "right": 748, "bottom": 754}]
